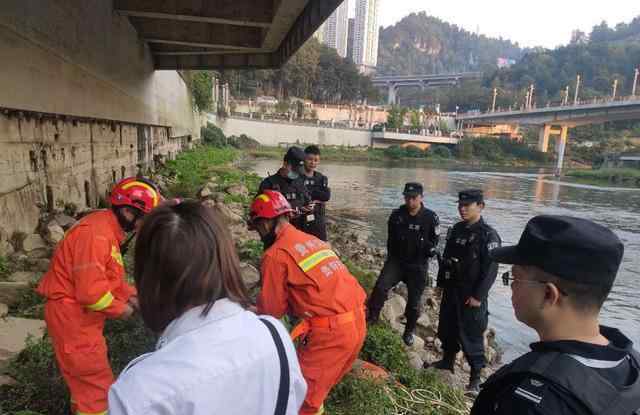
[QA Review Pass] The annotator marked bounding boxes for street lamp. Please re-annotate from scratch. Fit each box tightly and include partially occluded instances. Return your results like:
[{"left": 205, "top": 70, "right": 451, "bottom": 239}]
[
  {"left": 633, "top": 68, "right": 639, "bottom": 97},
  {"left": 612, "top": 79, "right": 618, "bottom": 100},
  {"left": 574, "top": 74, "right": 581, "bottom": 105}
]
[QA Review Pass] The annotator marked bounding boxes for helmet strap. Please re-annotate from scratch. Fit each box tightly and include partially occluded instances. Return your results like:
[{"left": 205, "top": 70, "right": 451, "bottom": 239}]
[{"left": 113, "top": 206, "right": 143, "bottom": 233}]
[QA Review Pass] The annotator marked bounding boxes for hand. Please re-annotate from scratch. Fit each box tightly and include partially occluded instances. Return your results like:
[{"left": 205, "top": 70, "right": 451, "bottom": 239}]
[
  {"left": 128, "top": 296, "right": 139, "bottom": 311},
  {"left": 465, "top": 297, "right": 482, "bottom": 308},
  {"left": 120, "top": 304, "right": 135, "bottom": 320}
]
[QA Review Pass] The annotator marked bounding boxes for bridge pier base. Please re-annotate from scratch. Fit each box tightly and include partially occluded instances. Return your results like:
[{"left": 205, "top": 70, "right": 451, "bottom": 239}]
[
  {"left": 538, "top": 125, "right": 551, "bottom": 152},
  {"left": 555, "top": 126, "right": 569, "bottom": 177},
  {"left": 388, "top": 84, "right": 397, "bottom": 106}
]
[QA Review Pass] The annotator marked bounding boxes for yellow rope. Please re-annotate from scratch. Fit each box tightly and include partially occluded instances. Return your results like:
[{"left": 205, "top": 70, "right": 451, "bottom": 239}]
[{"left": 382, "top": 384, "right": 470, "bottom": 415}]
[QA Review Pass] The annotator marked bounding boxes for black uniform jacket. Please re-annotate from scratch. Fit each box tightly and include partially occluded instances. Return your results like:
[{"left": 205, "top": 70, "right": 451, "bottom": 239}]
[
  {"left": 302, "top": 171, "right": 330, "bottom": 218},
  {"left": 387, "top": 204, "right": 440, "bottom": 266}
]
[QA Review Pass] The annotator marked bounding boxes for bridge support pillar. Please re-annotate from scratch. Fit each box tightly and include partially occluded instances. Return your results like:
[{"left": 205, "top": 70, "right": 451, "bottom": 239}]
[
  {"left": 555, "top": 126, "right": 569, "bottom": 176},
  {"left": 538, "top": 124, "right": 551, "bottom": 152},
  {"left": 388, "top": 84, "right": 397, "bottom": 106}
]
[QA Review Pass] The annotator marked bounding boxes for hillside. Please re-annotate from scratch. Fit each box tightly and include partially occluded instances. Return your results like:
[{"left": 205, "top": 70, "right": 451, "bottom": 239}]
[{"left": 377, "top": 12, "right": 524, "bottom": 75}]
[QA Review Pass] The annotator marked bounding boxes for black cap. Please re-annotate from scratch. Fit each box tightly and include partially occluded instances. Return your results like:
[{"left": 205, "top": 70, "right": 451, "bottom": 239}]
[
  {"left": 490, "top": 215, "right": 624, "bottom": 288},
  {"left": 403, "top": 182, "right": 423, "bottom": 197},
  {"left": 458, "top": 189, "right": 484, "bottom": 204},
  {"left": 284, "top": 146, "right": 305, "bottom": 167}
]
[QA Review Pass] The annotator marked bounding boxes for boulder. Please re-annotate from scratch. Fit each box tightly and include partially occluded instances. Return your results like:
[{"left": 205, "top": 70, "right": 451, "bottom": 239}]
[
  {"left": 407, "top": 351, "right": 424, "bottom": 370},
  {"left": 45, "top": 221, "right": 65, "bottom": 245},
  {"left": 239, "top": 262, "right": 260, "bottom": 289},
  {"left": 0, "top": 317, "right": 46, "bottom": 369},
  {"left": 415, "top": 314, "right": 436, "bottom": 340},
  {"left": 8, "top": 271, "right": 40, "bottom": 284},
  {"left": 30, "top": 258, "right": 51, "bottom": 273},
  {"left": 225, "top": 184, "right": 249, "bottom": 197},
  {"left": 199, "top": 186, "right": 213, "bottom": 199},
  {"left": 381, "top": 293, "right": 406, "bottom": 324},
  {"left": 0, "top": 303, "right": 7, "bottom": 317},
  {"left": 215, "top": 204, "right": 244, "bottom": 225},
  {"left": 54, "top": 213, "right": 77, "bottom": 230},
  {"left": 21, "top": 234, "right": 47, "bottom": 253},
  {"left": 405, "top": 333, "right": 425, "bottom": 353},
  {"left": 0, "top": 281, "right": 31, "bottom": 305},
  {"left": 0, "top": 375, "right": 16, "bottom": 386}
]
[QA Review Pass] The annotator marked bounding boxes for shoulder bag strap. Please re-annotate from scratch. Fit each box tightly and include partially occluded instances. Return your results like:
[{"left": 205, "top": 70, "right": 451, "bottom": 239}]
[{"left": 260, "top": 318, "right": 290, "bottom": 415}]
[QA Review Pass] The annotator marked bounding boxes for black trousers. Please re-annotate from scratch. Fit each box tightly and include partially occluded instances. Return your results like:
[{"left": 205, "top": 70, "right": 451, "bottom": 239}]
[
  {"left": 304, "top": 216, "right": 327, "bottom": 241},
  {"left": 437, "top": 285, "right": 488, "bottom": 370},
  {"left": 367, "top": 258, "right": 428, "bottom": 333}
]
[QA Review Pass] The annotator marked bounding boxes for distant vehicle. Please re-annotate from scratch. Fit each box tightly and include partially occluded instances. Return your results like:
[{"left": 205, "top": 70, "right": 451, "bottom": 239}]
[{"left": 256, "top": 96, "right": 278, "bottom": 105}]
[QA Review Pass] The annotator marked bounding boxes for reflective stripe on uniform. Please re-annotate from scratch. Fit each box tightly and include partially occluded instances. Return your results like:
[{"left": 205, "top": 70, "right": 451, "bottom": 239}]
[
  {"left": 316, "top": 404, "right": 325, "bottom": 415},
  {"left": 77, "top": 411, "right": 107, "bottom": 415},
  {"left": 298, "top": 249, "right": 337, "bottom": 272},
  {"left": 86, "top": 291, "right": 114, "bottom": 311},
  {"left": 111, "top": 245, "right": 124, "bottom": 267}
]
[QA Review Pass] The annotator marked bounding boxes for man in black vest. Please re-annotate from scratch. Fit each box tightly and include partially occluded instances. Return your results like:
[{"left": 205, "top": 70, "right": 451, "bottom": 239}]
[
  {"left": 471, "top": 215, "right": 640, "bottom": 414},
  {"left": 425, "top": 189, "right": 501, "bottom": 393},
  {"left": 302, "top": 145, "right": 330, "bottom": 241},
  {"left": 367, "top": 182, "right": 440, "bottom": 347},
  {"left": 258, "top": 146, "right": 312, "bottom": 231}
]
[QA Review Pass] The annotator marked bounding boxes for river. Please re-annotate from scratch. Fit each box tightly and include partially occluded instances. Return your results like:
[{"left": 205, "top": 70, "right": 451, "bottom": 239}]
[{"left": 250, "top": 159, "right": 640, "bottom": 362}]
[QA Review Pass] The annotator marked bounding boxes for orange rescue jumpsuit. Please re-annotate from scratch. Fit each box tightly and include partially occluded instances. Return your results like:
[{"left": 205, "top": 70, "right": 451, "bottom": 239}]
[
  {"left": 36, "top": 210, "right": 135, "bottom": 415},
  {"left": 257, "top": 223, "right": 367, "bottom": 415}
]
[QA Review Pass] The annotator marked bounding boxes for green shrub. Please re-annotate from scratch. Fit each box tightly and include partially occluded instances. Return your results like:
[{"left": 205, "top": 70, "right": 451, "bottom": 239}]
[
  {"left": 0, "top": 255, "right": 10, "bottom": 280},
  {"left": 344, "top": 259, "right": 378, "bottom": 293},
  {"left": 383, "top": 145, "right": 406, "bottom": 160},
  {"left": 201, "top": 123, "right": 227, "bottom": 147},
  {"left": 8, "top": 284, "right": 44, "bottom": 319},
  {"left": 404, "top": 145, "right": 426, "bottom": 158},
  {"left": 430, "top": 145, "right": 452, "bottom": 159}
]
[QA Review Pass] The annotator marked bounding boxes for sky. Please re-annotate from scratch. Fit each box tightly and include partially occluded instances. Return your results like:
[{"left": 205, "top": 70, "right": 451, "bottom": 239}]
[{"left": 348, "top": 0, "right": 640, "bottom": 49}]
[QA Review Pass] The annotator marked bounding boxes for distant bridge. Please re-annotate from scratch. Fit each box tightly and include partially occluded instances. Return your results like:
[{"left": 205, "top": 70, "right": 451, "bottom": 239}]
[
  {"left": 456, "top": 96, "right": 640, "bottom": 174},
  {"left": 371, "top": 72, "right": 482, "bottom": 105}
]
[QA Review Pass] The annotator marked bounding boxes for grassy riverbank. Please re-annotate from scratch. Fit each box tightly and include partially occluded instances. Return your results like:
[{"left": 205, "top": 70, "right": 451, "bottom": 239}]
[
  {"left": 566, "top": 168, "right": 640, "bottom": 187},
  {"left": 0, "top": 144, "right": 467, "bottom": 415}
]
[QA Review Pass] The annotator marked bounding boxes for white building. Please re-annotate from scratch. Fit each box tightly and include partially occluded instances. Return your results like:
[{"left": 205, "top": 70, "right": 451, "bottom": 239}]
[
  {"left": 353, "top": 0, "right": 380, "bottom": 74},
  {"left": 314, "top": 1, "right": 349, "bottom": 58}
]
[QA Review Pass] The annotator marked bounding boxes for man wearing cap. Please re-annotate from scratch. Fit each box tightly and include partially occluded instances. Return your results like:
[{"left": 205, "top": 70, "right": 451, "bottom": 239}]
[
  {"left": 426, "top": 189, "right": 501, "bottom": 393},
  {"left": 471, "top": 215, "right": 640, "bottom": 414},
  {"left": 258, "top": 146, "right": 312, "bottom": 231},
  {"left": 367, "top": 182, "right": 440, "bottom": 346}
]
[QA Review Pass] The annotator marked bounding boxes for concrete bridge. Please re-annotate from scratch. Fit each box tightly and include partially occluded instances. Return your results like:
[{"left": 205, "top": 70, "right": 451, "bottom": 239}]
[
  {"left": 457, "top": 96, "right": 640, "bottom": 173},
  {"left": 371, "top": 73, "right": 482, "bottom": 105}
]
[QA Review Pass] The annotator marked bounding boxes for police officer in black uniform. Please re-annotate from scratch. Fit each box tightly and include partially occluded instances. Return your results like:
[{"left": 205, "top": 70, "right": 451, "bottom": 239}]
[
  {"left": 301, "top": 145, "right": 330, "bottom": 241},
  {"left": 472, "top": 215, "right": 640, "bottom": 415},
  {"left": 257, "top": 146, "right": 312, "bottom": 231},
  {"left": 367, "top": 182, "right": 440, "bottom": 346},
  {"left": 426, "top": 189, "right": 501, "bottom": 393}
]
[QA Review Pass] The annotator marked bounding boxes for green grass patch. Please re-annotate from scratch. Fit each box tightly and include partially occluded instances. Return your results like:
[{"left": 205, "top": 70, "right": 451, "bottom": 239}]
[
  {"left": 344, "top": 258, "right": 378, "bottom": 293},
  {"left": 567, "top": 168, "right": 640, "bottom": 187},
  {"left": 8, "top": 284, "right": 44, "bottom": 319}
]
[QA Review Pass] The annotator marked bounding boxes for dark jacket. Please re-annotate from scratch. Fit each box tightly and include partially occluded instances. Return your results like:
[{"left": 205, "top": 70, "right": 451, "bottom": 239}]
[
  {"left": 471, "top": 326, "right": 640, "bottom": 415},
  {"left": 258, "top": 172, "right": 311, "bottom": 229},
  {"left": 436, "top": 218, "right": 501, "bottom": 301},
  {"left": 387, "top": 205, "right": 440, "bottom": 266},
  {"left": 302, "top": 171, "right": 330, "bottom": 218}
]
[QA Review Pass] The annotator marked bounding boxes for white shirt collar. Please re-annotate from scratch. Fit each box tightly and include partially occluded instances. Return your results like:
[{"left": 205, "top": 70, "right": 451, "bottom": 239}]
[{"left": 156, "top": 298, "right": 244, "bottom": 350}]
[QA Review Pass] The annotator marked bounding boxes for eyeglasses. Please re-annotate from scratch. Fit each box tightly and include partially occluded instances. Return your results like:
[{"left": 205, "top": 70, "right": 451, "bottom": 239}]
[{"left": 501, "top": 272, "right": 568, "bottom": 296}]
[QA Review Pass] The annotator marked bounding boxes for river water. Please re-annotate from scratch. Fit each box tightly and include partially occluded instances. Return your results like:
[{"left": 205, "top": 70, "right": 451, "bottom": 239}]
[{"left": 250, "top": 159, "right": 640, "bottom": 362}]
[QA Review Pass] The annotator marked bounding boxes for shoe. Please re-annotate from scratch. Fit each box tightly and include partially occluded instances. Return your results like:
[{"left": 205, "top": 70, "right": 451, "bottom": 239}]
[
  {"left": 423, "top": 355, "right": 455, "bottom": 373},
  {"left": 402, "top": 331, "right": 414, "bottom": 346},
  {"left": 466, "top": 369, "right": 482, "bottom": 395}
]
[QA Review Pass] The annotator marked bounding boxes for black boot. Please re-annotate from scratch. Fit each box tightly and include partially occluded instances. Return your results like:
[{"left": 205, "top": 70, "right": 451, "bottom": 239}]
[
  {"left": 423, "top": 353, "right": 455, "bottom": 373},
  {"left": 366, "top": 308, "right": 381, "bottom": 324},
  {"left": 466, "top": 368, "right": 482, "bottom": 395},
  {"left": 402, "top": 329, "right": 414, "bottom": 346}
]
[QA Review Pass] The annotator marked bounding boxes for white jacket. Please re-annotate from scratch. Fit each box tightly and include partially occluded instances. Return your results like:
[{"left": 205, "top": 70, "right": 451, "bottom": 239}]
[{"left": 108, "top": 299, "right": 307, "bottom": 415}]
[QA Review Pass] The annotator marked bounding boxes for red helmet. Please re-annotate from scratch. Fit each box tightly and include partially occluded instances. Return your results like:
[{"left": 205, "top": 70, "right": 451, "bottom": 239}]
[
  {"left": 110, "top": 177, "right": 162, "bottom": 214},
  {"left": 249, "top": 190, "right": 294, "bottom": 221}
]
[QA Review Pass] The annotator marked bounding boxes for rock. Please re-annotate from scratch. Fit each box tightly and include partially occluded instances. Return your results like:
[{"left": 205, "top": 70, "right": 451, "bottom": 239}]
[
  {"left": 415, "top": 315, "right": 436, "bottom": 340},
  {"left": 226, "top": 184, "right": 249, "bottom": 197},
  {"left": 199, "top": 186, "right": 213, "bottom": 199},
  {"left": 393, "top": 282, "right": 408, "bottom": 300},
  {"left": 26, "top": 248, "right": 50, "bottom": 260},
  {"left": 0, "top": 303, "right": 7, "bottom": 317},
  {"left": 30, "top": 258, "right": 51, "bottom": 272},
  {"left": 0, "top": 317, "right": 46, "bottom": 364},
  {"left": 381, "top": 293, "right": 406, "bottom": 324},
  {"left": 407, "top": 351, "right": 424, "bottom": 370},
  {"left": 21, "top": 234, "right": 47, "bottom": 253},
  {"left": 54, "top": 213, "right": 77, "bottom": 230},
  {"left": 240, "top": 262, "right": 260, "bottom": 289},
  {"left": 45, "top": 221, "right": 65, "bottom": 245},
  {"left": 0, "top": 375, "right": 16, "bottom": 386},
  {"left": 406, "top": 333, "right": 425, "bottom": 352},
  {"left": 215, "top": 204, "right": 244, "bottom": 225},
  {"left": 0, "top": 281, "right": 30, "bottom": 305},
  {"left": 8, "top": 271, "right": 40, "bottom": 284}
]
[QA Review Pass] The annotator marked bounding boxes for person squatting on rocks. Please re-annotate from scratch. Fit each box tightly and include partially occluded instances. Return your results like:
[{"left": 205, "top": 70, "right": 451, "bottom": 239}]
[
  {"left": 258, "top": 146, "right": 313, "bottom": 232},
  {"left": 249, "top": 190, "right": 367, "bottom": 415},
  {"left": 472, "top": 215, "right": 640, "bottom": 414},
  {"left": 109, "top": 200, "right": 306, "bottom": 415},
  {"left": 425, "top": 189, "right": 501, "bottom": 394},
  {"left": 36, "top": 177, "right": 162, "bottom": 415},
  {"left": 301, "top": 145, "right": 331, "bottom": 241},
  {"left": 367, "top": 182, "right": 440, "bottom": 347}
]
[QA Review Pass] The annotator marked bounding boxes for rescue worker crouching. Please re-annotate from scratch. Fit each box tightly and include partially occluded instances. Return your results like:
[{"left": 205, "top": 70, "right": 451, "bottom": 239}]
[
  {"left": 36, "top": 177, "right": 162, "bottom": 415},
  {"left": 425, "top": 189, "right": 501, "bottom": 394},
  {"left": 258, "top": 146, "right": 313, "bottom": 232},
  {"left": 367, "top": 182, "right": 440, "bottom": 347},
  {"left": 249, "top": 190, "right": 367, "bottom": 415},
  {"left": 472, "top": 215, "right": 640, "bottom": 415}
]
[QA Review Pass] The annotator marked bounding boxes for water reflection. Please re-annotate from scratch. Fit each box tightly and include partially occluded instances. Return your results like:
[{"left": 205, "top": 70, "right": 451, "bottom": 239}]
[{"left": 250, "top": 160, "right": 640, "bottom": 361}]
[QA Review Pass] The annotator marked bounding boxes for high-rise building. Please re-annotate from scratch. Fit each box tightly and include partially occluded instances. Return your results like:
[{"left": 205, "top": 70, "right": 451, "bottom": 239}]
[
  {"left": 317, "top": 0, "right": 349, "bottom": 58},
  {"left": 347, "top": 18, "right": 355, "bottom": 61},
  {"left": 353, "top": 0, "right": 380, "bottom": 74}
]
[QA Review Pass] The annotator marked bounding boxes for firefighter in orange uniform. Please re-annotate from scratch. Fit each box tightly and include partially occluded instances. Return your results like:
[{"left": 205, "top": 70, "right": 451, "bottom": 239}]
[
  {"left": 249, "top": 190, "right": 367, "bottom": 415},
  {"left": 36, "top": 177, "right": 161, "bottom": 415}
]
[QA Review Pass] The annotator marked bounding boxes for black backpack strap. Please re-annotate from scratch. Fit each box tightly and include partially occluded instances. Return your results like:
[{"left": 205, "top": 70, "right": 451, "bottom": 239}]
[{"left": 260, "top": 318, "right": 290, "bottom": 415}]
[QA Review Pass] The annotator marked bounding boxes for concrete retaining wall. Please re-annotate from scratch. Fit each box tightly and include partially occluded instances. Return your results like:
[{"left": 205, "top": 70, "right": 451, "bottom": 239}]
[
  {"left": 216, "top": 117, "right": 372, "bottom": 147},
  {"left": 0, "top": 0, "right": 200, "bottom": 235}
]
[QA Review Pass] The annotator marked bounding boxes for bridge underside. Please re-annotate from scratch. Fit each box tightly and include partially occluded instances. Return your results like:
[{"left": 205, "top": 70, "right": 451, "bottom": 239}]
[{"left": 115, "top": 0, "right": 342, "bottom": 70}]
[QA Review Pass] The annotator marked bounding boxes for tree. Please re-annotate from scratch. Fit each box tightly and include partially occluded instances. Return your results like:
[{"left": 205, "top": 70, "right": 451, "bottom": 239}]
[
  {"left": 190, "top": 71, "right": 214, "bottom": 113},
  {"left": 387, "top": 106, "right": 408, "bottom": 129}
]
